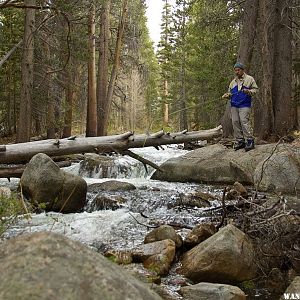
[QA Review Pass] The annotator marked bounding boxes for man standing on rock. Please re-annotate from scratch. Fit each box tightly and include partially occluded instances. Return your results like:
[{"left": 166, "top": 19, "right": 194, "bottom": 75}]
[{"left": 222, "top": 62, "right": 258, "bottom": 151}]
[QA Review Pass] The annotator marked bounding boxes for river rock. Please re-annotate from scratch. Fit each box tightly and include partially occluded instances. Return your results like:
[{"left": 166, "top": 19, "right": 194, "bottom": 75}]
[
  {"left": 0, "top": 232, "right": 162, "bottom": 300},
  {"left": 132, "top": 239, "right": 176, "bottom": 276},
  {"left": 88, "top": 180, "right": 136, "bottom": 192},
  {"left": 233, "top": 182, "right": 248, "bottom": 198},
  {"left": 280, "top": 277, "right": 300, "bottom": 300},
  {"left": 151, "top": 143, "right": 300, "bottom": 194},
  {"left": 179, "top": 224, "right": 256, "bottom": 283},
  {"left": 180, "top": 282, "right": 246, "bottom": 300},
  {"left": 184, "top": 223, "right": 217, "bottom": 248},
  {"left": 168, "top": 192, "right": 212, "bottom": 209},
  {"left": 79, "top": 154, "right": 116, "bottom": 178},
  {"left": 104, "top": 250, "right": 133, "bottom": 265},
  {"left": 151, "top": 144, "right": 253, "bottom": 184},
  {"left": 90, "top": 195, "right": 126, "bottom": 210},
  {"left": 20, "top": 153, "right": 87, "bottom": 213},
  {"left": 144, "top": 225, "right": 183, "bottom": 248}
]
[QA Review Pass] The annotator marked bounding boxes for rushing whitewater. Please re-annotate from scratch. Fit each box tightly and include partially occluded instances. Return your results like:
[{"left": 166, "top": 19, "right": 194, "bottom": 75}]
[{"left": 3, "top": 145, "right": 222, "bottom": 249}]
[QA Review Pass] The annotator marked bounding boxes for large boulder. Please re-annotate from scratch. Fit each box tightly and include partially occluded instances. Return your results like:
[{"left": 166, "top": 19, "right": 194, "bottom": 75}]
[
  {"left": 151, "top": 143, "right": 300, "bottom": 194},
  {"left": 151, "top": 144, "right": 253, "bottom": 184},
  {"left": 180, "top": 282, "right": 246, "bottom": 300},
  {"left": 144, "top": 225, "right": 183, "bottom": 248},
  {"left": 280, "top": 277, "right": 300, "bottom": 300},
  {"left": 0, "top": 232, "right": 162, "bottom": 300},
  {"left": 20, "top": 153, "right": 87, "bottom": 213},
  {"left": 179, "top": 224, "right": 256, "bottom": 284}
]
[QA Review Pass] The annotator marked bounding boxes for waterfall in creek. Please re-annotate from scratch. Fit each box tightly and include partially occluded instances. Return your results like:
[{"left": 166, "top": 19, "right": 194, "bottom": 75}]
[
  {"left": 3, "top": 145, "right": 223, "bottom": 250},
  {"left": 2, "top": 145, "right": 273, "bottom": 300}
]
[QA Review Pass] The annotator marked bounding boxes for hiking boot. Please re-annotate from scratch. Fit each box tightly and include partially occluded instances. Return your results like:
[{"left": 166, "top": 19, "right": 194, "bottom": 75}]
[
  {"left": 245, "top": 138, "right": 255, "bottom": 152},
  {"left": 234, "top": 139, "right": 245, "bottom": 151}
]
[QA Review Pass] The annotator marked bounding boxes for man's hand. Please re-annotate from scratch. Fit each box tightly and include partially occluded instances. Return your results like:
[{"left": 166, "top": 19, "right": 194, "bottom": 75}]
[
  {"left": 242, "top": 89, "right": 251, "bottom": 95},
  {"left": 222, "top": 93, "right": 231, "bottom": 99}
]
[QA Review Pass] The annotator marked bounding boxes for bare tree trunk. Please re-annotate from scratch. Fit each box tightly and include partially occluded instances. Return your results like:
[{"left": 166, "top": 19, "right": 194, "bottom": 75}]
[
  {"left": 7, "top": 61, "right": 12, "bottom": 135},
  {"left": 163, "top": 80, "right": 169, "bottom": 126},
  {"left": 97, "top": 0, "right": 110, "bottom": 136},
  {"left": 98, "top": 0, "right": 128, "bottom": 136},
  {"left": 220, "top": 101, "right": 233, "bottom": 137},
  {"left": 16, "top": 0, "right": 35, "bottom": 143},
  {"left": 237, "top": 0, "right": 259, "bottom": 69},
  {"left": 272, "top": 0, "right": 295, "bottom": 135},
  {"left": 179, "top": 0, "right": 188, "bottom": 131},
  {"left": 44, "top": 37, "right": 55, "bottom": 139},
  {"left": 256, "top": 0, "right": 275, "bottom": 140},
  {"left": 179, "top": 63, "right": 188, "bottom": 131},
  {"left": 62, "top": 68, "right": 73, "bottom": 138},
  {"left": 292, "top": 0, "right": 300, "bottom": 127},
  {"left": 86, "top": 3, "right": 97, "bottom": 137}
]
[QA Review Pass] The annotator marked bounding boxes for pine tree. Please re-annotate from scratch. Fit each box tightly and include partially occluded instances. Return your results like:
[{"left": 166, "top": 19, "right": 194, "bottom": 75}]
[{"left": 157, "top": 0, "right": 173, "bottom": 127}]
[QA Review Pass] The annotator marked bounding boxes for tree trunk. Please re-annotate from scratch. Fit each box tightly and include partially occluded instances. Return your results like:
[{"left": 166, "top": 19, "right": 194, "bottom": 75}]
[
  {"left": 44, "top": 37, "right": 55, "bottom": 139},
  {"left": 0, "top": 161, "right": 71, "bottom": 178},
  {"left": 86, "top": 3, "right": 97, "bottom": 137},
  {"left": 256, "top": 0, "right": 275, "bottom": 140},
  {"left": 220, "top": 101, "right": 233, "bottom": 137},
  {"left": 163, "top": 80, "right": 169, "bottom": 126},
  {"left": 179, "top": 0, "right": 188, "bottom": 131},
  {"left": 16, "top": 0, "right": 35, "bottom": 143},
  {"left": 237, "top": 0, "right": 259, "bottom": 69},
  {"left": 97, "top": 0, "right": 110, "bottom": 136},
  {"left": 0, "top": 126, "right": 222, "bottom": 164},
  {"left": 98, "top": 0, "right": 128, "bottom": 136},
  {"left": 272, "top": 1, "right": 295, "bottom": 135},
  {"left": 62, "top": 68, "right": 73, "bottom": 138}
]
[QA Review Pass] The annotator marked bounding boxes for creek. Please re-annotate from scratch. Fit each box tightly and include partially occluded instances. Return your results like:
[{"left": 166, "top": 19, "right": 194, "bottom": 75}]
[{"left": 1, "top": 145, "right": 272, "bottom": 299}]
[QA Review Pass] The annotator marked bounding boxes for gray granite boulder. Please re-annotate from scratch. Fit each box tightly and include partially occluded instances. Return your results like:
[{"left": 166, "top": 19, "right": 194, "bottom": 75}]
[{"left": 0, "top": 232, "right": 162, "bottom": 300}]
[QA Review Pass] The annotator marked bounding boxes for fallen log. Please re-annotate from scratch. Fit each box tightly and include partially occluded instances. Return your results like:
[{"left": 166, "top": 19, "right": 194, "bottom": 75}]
[
  {"left": 0, "top": 125, "right": 222, "bottom": 164},
  {"left": 0, "top": 161, "right": 72, "bottom": 178}
]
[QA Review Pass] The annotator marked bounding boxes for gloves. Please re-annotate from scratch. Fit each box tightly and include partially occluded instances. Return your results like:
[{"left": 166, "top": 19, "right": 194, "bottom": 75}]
[{"left": 222, "top": 93, "right": 231, "bottom": 99}]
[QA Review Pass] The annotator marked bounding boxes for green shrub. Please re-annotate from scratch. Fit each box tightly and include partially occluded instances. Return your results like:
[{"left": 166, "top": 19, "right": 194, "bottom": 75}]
[{"left": 0, "top": 192, "right": 30, "bottom": 237}]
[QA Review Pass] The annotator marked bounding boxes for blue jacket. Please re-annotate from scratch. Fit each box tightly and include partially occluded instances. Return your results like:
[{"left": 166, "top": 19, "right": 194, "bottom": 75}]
[{"left": 228, "top": 73, "right": 258, "bottom": 108}]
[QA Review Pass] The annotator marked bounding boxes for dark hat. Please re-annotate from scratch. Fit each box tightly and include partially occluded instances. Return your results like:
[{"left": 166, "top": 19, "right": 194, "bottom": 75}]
[{"left": 234, "top": 62, "right": 245, "bottom": 69}]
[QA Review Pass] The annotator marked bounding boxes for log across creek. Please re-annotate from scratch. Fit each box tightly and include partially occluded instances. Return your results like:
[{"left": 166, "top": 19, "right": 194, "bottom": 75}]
[{"left": 0, "top": 126, "right": 222, "bottom": 178}]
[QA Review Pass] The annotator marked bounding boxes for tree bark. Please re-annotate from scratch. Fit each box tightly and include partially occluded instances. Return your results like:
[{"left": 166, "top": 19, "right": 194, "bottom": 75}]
[
  {"left": 220, "top": 101, "right": 233, "bottom": 137},
  {"left": 16, "top": 0, "right": 35, "bottom": 143},
  {"left": 86, "top": 3, "right": 97, "bottom": 137},
  {"left": 257, "top": 0, "right": 276, "bottom": 139},
  {"left": 98, "top": 0, "right": 128, "bottom": 136},
  {"left": 97, "top": 0, "right": 110, "bottom": 136},
  {"left": 237, "top": 0, "right": 259, "bottom": 69},
  {"left": 0, "top": 126, "right": 222, "bottom": 164},
  {"left": 272, "top": 1, "right": 295, "bottom": 135},
  {"left": 163, "top": 80, "right": 169, "bottom": 126},
  {"left": 62, "top": 67, "right": 73, "bottom": 138},
  {"left": 179, "top": 0, "right": 188, "bottom": 131}
]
